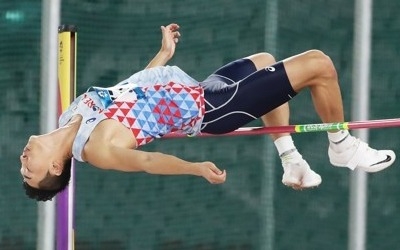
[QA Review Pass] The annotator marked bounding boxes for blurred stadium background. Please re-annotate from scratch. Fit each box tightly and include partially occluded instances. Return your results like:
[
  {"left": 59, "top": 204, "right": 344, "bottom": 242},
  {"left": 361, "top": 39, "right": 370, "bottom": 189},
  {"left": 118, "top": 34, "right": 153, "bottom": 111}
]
[{"left": 1, "top": 0, "right": 400, "bottom": 249}]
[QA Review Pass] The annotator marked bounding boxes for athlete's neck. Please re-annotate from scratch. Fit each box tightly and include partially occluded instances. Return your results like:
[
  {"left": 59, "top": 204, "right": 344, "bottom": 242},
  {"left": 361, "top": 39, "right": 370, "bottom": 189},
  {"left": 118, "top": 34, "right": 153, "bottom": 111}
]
[{"left": 47, "top": 115, "right": 82, "bottom": 159}]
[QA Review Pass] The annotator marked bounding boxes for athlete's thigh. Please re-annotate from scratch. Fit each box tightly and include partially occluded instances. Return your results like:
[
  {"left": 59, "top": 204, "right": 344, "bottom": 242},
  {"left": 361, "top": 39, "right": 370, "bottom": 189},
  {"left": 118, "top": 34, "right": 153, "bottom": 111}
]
[
  {"left": 202, "top": 61, "right": 296, "bottom": 134},
  {"left": 282, "top": 50, "right": 333, "bottom": 92}
]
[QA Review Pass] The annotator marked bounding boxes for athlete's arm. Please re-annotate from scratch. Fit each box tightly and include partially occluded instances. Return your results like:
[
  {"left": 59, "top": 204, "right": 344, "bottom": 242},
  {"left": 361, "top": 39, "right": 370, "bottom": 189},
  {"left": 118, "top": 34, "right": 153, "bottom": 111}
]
[
  {"left": 86, "top": 145, "right": 227, "bottom": 184},
  {"left": 145, "top": 23, "right": 181, "bottom": 69}
]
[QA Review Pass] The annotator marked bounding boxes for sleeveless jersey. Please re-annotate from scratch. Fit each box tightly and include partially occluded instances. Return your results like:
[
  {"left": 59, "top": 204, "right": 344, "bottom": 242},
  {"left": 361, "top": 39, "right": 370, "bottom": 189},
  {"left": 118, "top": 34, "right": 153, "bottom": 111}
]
[{"left": 59, "top": 66, "right": 205, "bottom": 162}]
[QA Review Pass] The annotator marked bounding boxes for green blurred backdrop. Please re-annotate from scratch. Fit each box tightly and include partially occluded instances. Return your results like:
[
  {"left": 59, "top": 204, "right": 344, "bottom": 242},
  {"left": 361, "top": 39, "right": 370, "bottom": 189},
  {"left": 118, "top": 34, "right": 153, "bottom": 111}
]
[{"left": 1, "top": 0, "right": 400, "bottom": 249}]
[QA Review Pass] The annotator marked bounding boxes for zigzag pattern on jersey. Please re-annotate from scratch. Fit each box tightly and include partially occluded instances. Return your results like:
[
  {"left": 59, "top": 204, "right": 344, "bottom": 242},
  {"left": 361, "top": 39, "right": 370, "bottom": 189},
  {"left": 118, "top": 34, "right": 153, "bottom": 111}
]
[{"left": 103, "top": 82, "right": 204, "bottom": 146}]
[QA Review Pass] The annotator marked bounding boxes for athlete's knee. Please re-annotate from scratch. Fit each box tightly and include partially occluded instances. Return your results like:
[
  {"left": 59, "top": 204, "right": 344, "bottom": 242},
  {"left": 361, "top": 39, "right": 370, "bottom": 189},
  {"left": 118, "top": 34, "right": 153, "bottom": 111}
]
[
  {"left": 258, "top": 52, "right": 276, "bottom": 63},
  {"left": 246, "top": 52, "right": 276, "bottom": 70},
  {"left": 303, "top": 50, "right": 337, "bottom": 81}
]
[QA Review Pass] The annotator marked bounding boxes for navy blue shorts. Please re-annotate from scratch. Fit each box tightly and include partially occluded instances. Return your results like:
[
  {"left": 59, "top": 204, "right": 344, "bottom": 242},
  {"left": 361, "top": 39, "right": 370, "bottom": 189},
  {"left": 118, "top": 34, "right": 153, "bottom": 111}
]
[{"left": 200, "top": 59, "right": 297, "bottom": 134}]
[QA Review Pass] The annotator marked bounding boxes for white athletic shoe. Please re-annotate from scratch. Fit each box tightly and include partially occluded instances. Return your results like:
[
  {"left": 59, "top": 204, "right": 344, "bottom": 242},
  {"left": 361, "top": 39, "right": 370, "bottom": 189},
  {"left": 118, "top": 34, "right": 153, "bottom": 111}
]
[
  {"left": 281, "top": 158, "right": 322, "bottom": 189},
  {"left": 328, "top": 138, "right": 396, "bottom": 172}
]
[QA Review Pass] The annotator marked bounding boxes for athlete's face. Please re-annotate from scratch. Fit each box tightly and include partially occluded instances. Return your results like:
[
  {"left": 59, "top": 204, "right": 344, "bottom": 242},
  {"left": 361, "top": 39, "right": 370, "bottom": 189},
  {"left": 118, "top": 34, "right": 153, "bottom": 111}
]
[{"left": 20, "top": 136, "right": 52, "bottom": 188}]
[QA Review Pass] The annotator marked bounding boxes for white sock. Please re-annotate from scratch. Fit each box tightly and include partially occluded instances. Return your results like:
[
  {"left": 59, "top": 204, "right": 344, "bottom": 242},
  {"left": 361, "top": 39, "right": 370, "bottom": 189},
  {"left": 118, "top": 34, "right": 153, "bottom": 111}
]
[
  {"left": 327, "top": 130, "right": 355, "bottom": 153},
  {"left": 274, "top": 135, "right": 302, "bottom": 160}
]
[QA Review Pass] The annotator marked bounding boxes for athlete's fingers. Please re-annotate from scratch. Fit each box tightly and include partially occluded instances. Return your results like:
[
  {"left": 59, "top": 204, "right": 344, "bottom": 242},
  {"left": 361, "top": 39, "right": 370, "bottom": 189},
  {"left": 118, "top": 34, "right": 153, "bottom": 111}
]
[
  {"left": 207, "top": 162, "right": 223, "bottom": 175},
  {"left": 173, "top": 31, "right": 181, "bottom": 38},
  {"left": 210, "top": 170, "right": 226, "bottom": 184},
  {"left": 166, "top": 23, "right": 180, "bottom": 30}
]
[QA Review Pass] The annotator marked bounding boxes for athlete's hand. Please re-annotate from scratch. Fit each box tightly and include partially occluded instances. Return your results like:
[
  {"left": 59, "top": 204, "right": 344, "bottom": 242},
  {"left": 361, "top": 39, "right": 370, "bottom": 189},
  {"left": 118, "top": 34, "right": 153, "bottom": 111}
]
[
  {"left": 199, "top": 161, "right": 226, "bottom": 184},
  {"left": 160, "top": 23, "right": 181, "bottom": 60}
]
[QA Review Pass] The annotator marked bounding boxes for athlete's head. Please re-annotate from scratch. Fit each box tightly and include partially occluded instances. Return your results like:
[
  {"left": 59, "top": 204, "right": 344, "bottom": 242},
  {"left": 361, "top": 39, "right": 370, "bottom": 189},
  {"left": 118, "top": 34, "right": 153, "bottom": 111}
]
[{"left": 20, "top": 136, "right": 72, "bottom": 201}]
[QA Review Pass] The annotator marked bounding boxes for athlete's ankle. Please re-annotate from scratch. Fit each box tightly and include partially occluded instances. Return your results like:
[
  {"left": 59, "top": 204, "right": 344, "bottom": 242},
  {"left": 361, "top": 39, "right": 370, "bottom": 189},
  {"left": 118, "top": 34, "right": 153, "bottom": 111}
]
[
  {"left": 327, "top": 130, "right": 355, "bottom": 153},
  {"left": 274, "top": 135, "right": 296, "bottom": 155},
  {"left": 280, "top": 148, "right": 303, "bottom": 163}
]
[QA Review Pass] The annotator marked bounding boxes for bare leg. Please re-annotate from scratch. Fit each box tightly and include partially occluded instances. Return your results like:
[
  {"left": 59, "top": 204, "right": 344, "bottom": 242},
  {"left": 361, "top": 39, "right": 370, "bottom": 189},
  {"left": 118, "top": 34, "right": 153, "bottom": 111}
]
[
  {"left": 245, "top": 53, "right": 291, "bottom": 141},
  {"left": 282, "top": 50, "right": 344, "bottom": 123},
  {"left": 246, "top": 52, "right": 321, "bottom": 189},
  {"left": 281, "top": 50, "right": 395, "bottom": 173},
  {"left": 245, "top": 50, "right": 395, "bottom": 187},
  {"left": 246, "top": 50, "right": 344, "bottom": 134}
]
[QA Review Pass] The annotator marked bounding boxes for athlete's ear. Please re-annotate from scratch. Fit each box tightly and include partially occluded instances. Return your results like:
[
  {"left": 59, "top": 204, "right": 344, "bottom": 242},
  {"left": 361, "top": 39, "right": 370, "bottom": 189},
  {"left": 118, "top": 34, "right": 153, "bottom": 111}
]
[{"left": 50, "top": 162, "right": 63, "bottom": 176}]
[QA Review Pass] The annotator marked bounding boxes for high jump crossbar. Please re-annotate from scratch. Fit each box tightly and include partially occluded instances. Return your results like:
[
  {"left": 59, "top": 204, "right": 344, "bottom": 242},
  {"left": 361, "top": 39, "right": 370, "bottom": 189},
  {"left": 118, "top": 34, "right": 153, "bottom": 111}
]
[
  {"left": 57, "top": 24, "right": 76, "bottom": 250},
  {"left": 163, "top": 118, "right": 400, "bottom": 138}
]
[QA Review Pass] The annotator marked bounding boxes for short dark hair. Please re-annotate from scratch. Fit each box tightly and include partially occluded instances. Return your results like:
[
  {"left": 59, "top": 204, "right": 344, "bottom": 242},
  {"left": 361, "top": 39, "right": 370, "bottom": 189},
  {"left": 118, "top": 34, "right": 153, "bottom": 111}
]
[{"left": 23, "top": 158, "right": 72, "bottom": 202}]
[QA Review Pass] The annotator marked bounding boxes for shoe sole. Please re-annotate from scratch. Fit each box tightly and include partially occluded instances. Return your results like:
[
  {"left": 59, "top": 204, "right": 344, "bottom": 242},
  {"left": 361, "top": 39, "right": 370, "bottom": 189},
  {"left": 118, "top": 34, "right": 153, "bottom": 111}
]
[{"left": 282, "top": 178, "right": 322, "bottom": 190}]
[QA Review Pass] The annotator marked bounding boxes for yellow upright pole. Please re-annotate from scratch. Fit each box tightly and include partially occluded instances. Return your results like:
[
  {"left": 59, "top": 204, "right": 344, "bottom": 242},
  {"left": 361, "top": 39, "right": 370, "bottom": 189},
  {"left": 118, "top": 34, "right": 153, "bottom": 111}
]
[{"left": 57, "top": 24, "right": 77, "bottom": 250}]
